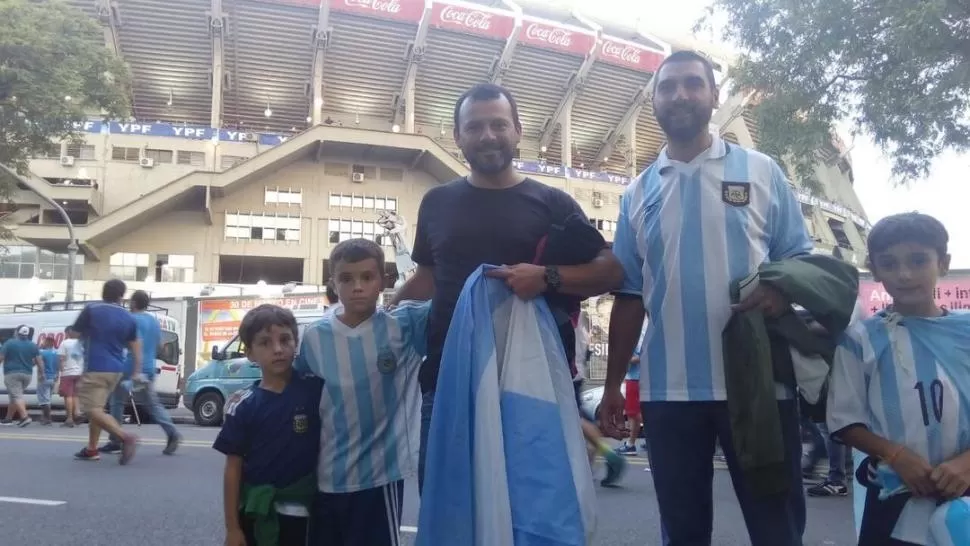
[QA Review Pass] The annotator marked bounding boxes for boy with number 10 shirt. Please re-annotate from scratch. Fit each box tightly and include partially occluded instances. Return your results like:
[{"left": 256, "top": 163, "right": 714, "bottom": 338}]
[
  {"left": 296, "top": 238, "right": 429, "bottom": 546},
  {"left": 827, "top": 212, "right": 970, "bottom": 545}
]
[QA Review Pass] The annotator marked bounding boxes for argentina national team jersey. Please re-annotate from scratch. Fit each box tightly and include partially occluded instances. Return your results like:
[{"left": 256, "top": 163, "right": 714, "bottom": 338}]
[
  {"left": 612, "top": 135, "right": 813, "bottom": 402},
  {"left": 295, "top": 301, "right": 430, "bottom": 494},
  {"left": 828, "top": 311, "right": 970, "bottom": 545}
]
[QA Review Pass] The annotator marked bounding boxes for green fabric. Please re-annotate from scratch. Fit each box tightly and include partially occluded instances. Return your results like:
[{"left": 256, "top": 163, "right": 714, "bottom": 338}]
[
  {"left": 240, "top": 473, "right": 317, "bottom": 546},
  {"left": 723, "top": 254, "right": 858, "bottom": 498}
]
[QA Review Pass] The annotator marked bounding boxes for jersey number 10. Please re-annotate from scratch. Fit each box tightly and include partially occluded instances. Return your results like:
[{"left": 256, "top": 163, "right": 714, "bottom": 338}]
[{"left": 914, "top": 380, "right": 945, "bottom": 427}]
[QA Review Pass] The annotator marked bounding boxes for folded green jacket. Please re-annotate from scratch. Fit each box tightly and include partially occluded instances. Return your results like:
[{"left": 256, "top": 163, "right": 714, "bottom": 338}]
[
  {"left": 723, "top": 254, "right": 858, "bottom": 498},
  {"left": 240, "top": 473, "right": 317, "bottom": 546}
]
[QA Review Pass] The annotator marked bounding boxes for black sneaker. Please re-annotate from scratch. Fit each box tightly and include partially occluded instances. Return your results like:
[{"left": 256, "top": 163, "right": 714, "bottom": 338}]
[
  {"left": 98, "top": 442, "right": 122, "bottom": 454},
  {"left": 17, "top": 417, "right": 32, "bottom": 428},
  {"left": 807, "top": 480, "right": 848, "bottom": 497},
  {"left": 0, "top": 419, "right": 13, "bottom": 426},
  {"left": 74, "top": 447, "right": 100, "bottom": 461},
  {"left": 163, "top": 434, "right": 181, "bottom": 456}
]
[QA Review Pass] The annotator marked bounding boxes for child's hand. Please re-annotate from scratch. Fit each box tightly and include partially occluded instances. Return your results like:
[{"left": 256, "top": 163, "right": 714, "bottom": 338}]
[
  {"left": 889, "top": 447, "right": 936, "bottom": 497},
  {"left": 225, "top": 527, "right": 247, "bottom": 546},
  {"left": 931, "top": 458, "right": 970, "bottom": 500}
]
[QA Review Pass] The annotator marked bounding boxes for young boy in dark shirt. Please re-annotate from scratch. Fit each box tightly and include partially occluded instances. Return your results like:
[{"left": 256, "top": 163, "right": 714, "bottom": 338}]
[{"left": 214, "top": 304, "right": 322, "bottom": 546}]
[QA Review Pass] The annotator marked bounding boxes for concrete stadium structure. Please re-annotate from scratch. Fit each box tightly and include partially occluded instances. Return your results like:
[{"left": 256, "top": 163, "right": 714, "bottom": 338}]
[{"left": 2, "top": 0, "right": 870, "bottom": 306}]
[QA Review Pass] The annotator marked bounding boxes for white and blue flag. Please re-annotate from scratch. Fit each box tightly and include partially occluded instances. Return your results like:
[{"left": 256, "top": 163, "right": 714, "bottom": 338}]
[
  {"left": 416, "top": 265, "right": 596, "bottom": 546},
  {"left": 931, "top": 498, "right": 970, "bottom": 546}
]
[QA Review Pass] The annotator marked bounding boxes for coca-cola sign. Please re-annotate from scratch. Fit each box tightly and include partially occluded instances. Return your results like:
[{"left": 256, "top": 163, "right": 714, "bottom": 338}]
[
  {"left": 517, "top": 18, "right": 595, "bottom": 57},
  {"left": 333, "top": 0, "right": 425, "bottom": 24},
  {"left": 598, "top": 36, "right": 665, "bottom": 73},
  {"left": 430, "top": 1, "right": 515, "bottom": 40}
]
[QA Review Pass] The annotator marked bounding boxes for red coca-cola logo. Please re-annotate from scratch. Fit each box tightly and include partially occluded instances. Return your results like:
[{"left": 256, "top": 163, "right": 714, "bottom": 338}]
[
  {"left": 439, "top": 5, "right": 493, "bottom": 31},
  {"left": 601, "top": 40, "right": 643, "bottom": 66},
  {"left": 344, "top": 0, "right": 402, "bottom": 13},
  {"left": 525, "top": 23, "right": 572, "bottom": 47}
]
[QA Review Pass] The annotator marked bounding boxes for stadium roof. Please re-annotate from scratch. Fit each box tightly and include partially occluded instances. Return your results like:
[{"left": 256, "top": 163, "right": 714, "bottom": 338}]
[{"left": 69, "top": 0, "right": 728, "bottom": 173}]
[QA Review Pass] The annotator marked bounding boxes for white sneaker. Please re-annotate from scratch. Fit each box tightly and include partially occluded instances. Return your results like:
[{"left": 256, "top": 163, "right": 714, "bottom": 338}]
[{"left": 17, "top": 417, "right": 32, "bottom": 428}]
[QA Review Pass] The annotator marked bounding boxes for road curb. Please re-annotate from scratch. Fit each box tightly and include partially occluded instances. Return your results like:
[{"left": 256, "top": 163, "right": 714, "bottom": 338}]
[{"left": 25, "top": 409, "right": 197, "bottom": 426}]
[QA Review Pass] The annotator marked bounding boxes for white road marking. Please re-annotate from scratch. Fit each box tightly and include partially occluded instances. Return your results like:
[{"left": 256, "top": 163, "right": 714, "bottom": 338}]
[
  {"left": 0, "top": 496, "right": 66, "bottom": 506},
  {"left": 400, "top": 526, "right": 418, "bottom": 534}
]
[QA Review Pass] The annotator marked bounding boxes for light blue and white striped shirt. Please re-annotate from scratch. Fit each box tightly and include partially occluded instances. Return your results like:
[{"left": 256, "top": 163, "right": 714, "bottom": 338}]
[
  {"left": 295, "top": 301, "right": 430, "bottom": 493},
  {"left": 612, "top": 136, "right": 812, "bottom": 402},
  {"left": 829, "top": 311, "right": 970, "bottom": 545}
]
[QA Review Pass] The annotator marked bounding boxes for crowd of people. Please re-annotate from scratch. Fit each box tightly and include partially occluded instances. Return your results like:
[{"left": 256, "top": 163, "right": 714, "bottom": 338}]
[{"left": 4, "top": 47, "right": 967, "bottom": 546}]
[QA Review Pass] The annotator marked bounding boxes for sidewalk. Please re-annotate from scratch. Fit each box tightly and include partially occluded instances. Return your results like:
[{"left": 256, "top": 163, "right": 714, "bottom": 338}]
[{"left": 25, "top": 406, "right": 197, "bottom": 426}]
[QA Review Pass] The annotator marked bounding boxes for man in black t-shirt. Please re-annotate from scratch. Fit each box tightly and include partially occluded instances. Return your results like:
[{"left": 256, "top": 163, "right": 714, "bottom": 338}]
[{"left": 390, "top": 83, "right": 624, "bottom": 492}]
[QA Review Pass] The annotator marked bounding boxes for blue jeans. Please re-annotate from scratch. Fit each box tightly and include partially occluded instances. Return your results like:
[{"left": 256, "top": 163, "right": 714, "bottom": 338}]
[
  {"left": 36, "top": 379, "right": 55, "bottom": 406},
  {"left": 804, "top": 419, "right": 847, "bottom": 483},
  {"left": 418, "top": 390, "right": 435, "bottom": 496},
  {"left": 109, "top": 379, "right": 178, "bottom": 444},
  {"left": 641, "top": 400, "right": 806, "bottom": 546}
]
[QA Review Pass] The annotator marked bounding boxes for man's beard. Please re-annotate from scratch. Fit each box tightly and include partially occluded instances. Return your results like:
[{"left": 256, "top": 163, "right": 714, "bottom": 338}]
[
  {"left": 655, "top": 103, "right": 713, "bottom": 142},
  {"left": 463, "top": 145, "right": 515, "bottom": 175}
]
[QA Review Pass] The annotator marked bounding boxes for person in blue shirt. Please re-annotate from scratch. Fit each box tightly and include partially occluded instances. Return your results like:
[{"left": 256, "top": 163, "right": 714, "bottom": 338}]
[
  {"left": 37, "top": 336, "right": 60, "bottom": 426},
  {"left": 72, "top": 279, "right": 143, "bottom": 464},
  {"left": 296, "top": 238, "right": 429, "bottom": 546},
  {"left": 214, "top": 304, "right": 321, "bottom": 546},
  {"left": 101, "top": 290, "right": 182, "bottom": 455},
  {"left": 1, "top": 325, "right": 44, "bottom": 427}
]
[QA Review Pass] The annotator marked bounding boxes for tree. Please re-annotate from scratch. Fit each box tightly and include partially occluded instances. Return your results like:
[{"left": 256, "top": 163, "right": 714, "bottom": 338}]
[
  {"left": 0, "top": 0, "right": 131, "bottom": 215},
  {"left": 704, "top": 0, "right": 970, "bottom": 187}
]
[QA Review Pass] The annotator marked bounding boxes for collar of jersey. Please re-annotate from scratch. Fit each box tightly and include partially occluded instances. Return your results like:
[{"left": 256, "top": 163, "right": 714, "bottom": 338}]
[{"left": 657, "top": 134, "right": 729, "bottom": 175}]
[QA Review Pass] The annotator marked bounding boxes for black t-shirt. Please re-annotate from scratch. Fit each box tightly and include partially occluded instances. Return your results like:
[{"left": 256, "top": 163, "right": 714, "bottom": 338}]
[{"left": 411, "top": 177, "right": 589, "bottom": 393}]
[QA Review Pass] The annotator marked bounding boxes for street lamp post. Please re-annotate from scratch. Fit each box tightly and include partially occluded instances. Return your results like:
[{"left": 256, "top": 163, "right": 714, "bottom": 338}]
[{"left": 0, "top": 163, "right": 79, "bottom": 302}]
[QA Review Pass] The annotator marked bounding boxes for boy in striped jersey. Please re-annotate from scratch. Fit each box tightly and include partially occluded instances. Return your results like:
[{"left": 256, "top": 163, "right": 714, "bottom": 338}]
[
  {"left": 828, "top": 212, "right": 970, "bottom": 545},
  {"left": 296, "top": 238, "right": 429, "bottom": 546}
]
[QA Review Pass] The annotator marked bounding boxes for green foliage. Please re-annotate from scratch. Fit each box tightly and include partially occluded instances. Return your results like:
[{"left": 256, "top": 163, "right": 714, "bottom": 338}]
[
  {"left": 705, "top": 0, "right": 970, "bottom": 184},
  {"left": 0, "top": 0, "right": 131, "bottom": 177}
]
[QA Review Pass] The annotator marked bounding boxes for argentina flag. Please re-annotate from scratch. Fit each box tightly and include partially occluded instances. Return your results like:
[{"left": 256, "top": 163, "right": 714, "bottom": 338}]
[
  {"left": 416, "top": 265, "right": 597, "bottom": 546},
  {"left": 931, "top": 498, "right": 970, "bottom": 546}
]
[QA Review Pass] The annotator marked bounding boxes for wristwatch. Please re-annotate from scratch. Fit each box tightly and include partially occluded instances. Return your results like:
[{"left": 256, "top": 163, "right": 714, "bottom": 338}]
[{"left": 544, "top": 265, "right": 562, "bottom": 293}]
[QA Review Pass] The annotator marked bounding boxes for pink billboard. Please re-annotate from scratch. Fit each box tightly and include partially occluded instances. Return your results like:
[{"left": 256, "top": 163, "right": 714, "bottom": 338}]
[
  {"left": 597, "top": 35, "right": 666, "bottom": 73},
  {"left": 517, "top": 17, "right": 596, "bottom": 57},
  {"left": 430, "top": 0, "right": 516, "bottom": 41},
  {"left": 858, "top": 277, "right": 970, "bottom": 318},
  {"left": 332, "top": 0, "right": 426, "bottom": 24}
]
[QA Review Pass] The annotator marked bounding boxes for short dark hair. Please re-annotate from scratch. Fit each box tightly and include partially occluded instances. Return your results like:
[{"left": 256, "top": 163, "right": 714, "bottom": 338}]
[
  {"left": 329, "top": 238, "right": 385, "bottom": 276},
  {"left": 238, "top": 304, "right": 299, "bottom": 349},
  {"left": 653, "top": 50, "right": 718, "bottom": 92},
  {"left": 130, "top": 289, "right": 150, "bottom": 311},
  {"left": 867, "top": 212, "right": 949, "bottom": 259},
  {"left": 325, "top": 283, "right": 339, "bottom": 305},
  {"left": 102, "top": 279, "right": 127, "bottom": 303},
  {"left": 453, "top": 83, "right": 522, "bottom": 133},
  {"left": 64, "top": 326, "right": 74, "bottom": 334}
]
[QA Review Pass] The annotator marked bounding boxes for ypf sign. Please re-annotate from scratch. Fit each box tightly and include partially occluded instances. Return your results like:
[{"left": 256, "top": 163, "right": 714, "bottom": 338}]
[{"left": 430, "top": 0, "right": 515, "bottom": 40}]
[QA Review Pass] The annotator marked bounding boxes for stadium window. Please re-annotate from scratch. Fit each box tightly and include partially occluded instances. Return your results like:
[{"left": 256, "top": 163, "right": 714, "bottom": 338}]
[
  {"left": 109, "top": 252, "right": 150, "bottom": 281},
  {"left": 111, "top": 147, "right": 140, "bottom": 162},
  {"left": 157, "top": 254, "right": 195, "bottom": 283},
  {"left": 327, "top": 219, "right": 393, "bottom": 247},
  {"left": 65, "top": 142, "right": 96, "bottom": 160},
  {"left": 329, "top": 193, "right": 397, "bottom": 211},
  {"left": 144, "top": 149, "right": 173, "bottom": 164},
  {"left": 220, "top": 155, "right": 246, "bottom": 170},
  {"left": 224, "top": 213, "right": 300, "bottom": 242},
  {"left": 265, "top": 188, "right": 302, "bottom": 206},
  {"left": 176, "top": 150, "right": 206, "bottom": 167},
  {"left": 0, "top": 245, "right": 84, "bottom": 280},
  {"left": 826, "top": 218, "right": 853, "bottom": 249}
]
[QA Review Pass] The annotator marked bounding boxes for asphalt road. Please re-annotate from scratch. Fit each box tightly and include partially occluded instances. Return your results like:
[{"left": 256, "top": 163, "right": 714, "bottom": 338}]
[{"left": 0, "top": 424, "right": 857, "bottom": 546}]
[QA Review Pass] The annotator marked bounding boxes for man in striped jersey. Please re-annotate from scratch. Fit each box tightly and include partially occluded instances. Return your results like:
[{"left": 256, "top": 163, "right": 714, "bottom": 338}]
[
  {"left": 828, "top": 213, "right": 970, "bottom": 545},
  {"left": 600, "top": 50, "right": 813, "bottom": 545},
  {"left": 296, "top": 238, "right": 429, "bottom": 546}
]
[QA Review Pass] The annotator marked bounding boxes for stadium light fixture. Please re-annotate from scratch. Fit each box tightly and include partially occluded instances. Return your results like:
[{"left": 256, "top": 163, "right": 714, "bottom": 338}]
[
  {"left": 64, "top": 95, "right": 72, "bottom": 102},
  {"left": 264, "top": 104, "right": 272, "bottom": 118},
  {"left": 391, "top": 124, "right": 401, "bottom": 133}
]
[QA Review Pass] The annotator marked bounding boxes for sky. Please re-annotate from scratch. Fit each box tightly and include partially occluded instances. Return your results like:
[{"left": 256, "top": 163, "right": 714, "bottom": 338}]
[{"left": 567, "top": 0, "right": 970, "bottom": 269}]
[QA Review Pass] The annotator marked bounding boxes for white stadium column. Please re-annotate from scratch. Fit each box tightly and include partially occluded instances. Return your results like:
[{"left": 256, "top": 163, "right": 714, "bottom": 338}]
[
  {"left": 394, "top": 4, "right": 431, "bottom": 133},
  {"left": 594, "top": 74, "right": 652, "bottom": 170},
  {"left": 310, "top": 0, "right": 332, "bottom": 126},
  {"left": 95, "top": 0, "right": 122, "bottom": 57},
  {"left": 560, "top": 96, "right": 573, "bottom": 168},
  {"left": 625, "top": 116, "right": 637, "bottom": 177},
  {"left": 207, "top": 0, "right": 227, "bottom": 129},
  {"left": 489, "top": 0, "right": 522, "bottom": 85}
]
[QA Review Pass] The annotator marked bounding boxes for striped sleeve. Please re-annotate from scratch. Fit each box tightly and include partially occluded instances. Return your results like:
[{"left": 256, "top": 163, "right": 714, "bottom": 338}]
[
  {"left": 767, "top": 162, "right": 813, "bottom": 260},
  {"left": 611, "top": 191, "right": 644, "bottom": 297},
  {"left": 827, "top": 329, "right": 871, "bottom": 439}
]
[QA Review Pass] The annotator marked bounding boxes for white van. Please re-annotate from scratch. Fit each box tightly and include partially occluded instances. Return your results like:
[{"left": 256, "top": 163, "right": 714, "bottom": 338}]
[{"left": 0, "top": 302, "right": 184, "bottom": 409}]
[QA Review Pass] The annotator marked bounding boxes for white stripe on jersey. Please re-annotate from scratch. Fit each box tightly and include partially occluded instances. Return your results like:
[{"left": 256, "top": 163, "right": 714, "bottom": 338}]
[
  {"left": 295, "top": 302, "right": 428, "bottom": 494},
  {"left": 828, "top": 312, "right": 970, "bottom": 544},
  {"left": 612, "top": 135, "right": 813, "bottom": 402}
]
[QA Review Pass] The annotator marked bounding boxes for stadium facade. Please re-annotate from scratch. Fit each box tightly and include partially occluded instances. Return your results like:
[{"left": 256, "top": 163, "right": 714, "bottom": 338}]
[{"left": 2, "top": 0, "right": 870, "bottom": 306}]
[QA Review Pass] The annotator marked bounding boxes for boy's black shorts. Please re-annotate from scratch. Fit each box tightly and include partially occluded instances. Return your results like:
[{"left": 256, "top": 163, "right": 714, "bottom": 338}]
[
  {"left": 310, "top": 480, "right": 405, "bottom": 546},
  {"left": 240, "top": 512, "right": 309, "bottom": 546}
]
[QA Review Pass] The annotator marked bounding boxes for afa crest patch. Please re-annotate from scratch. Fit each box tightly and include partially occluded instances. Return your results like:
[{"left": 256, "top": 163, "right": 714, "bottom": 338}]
[
  {"left": 377, "top": 349, "right": 397, "bottom": 374},
  {"left": 721, "top": 181, "right": 751, "bottom": 207},
  {"left": 293, "top": 413, "right": 309, "bottom": 434}
]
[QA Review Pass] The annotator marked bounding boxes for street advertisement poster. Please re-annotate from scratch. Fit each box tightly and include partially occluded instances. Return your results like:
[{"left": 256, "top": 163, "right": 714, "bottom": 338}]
[
  {"left": 195, "top": 295, "right": 328, "bottom": 368},
  {"left": 858, "top": 276, "right": 970, "bottom": 318}
]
